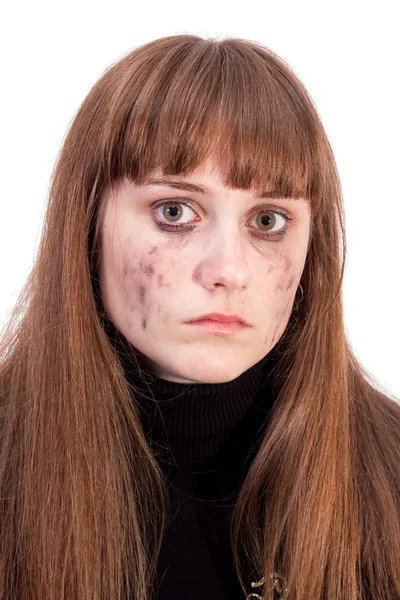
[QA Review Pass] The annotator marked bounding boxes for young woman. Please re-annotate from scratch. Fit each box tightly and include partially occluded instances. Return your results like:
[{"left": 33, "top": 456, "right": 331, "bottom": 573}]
[{"left": 0, "top": 34, "right": 399, "bottom": 600}]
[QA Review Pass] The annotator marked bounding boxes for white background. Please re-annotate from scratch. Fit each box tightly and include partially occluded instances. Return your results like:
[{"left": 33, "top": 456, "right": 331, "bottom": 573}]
[{"left": 0, "top": 0, "right": 399, "bottom": 399}]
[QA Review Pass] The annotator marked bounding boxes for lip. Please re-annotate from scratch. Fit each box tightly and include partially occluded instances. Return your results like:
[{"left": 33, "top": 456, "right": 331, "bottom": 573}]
[
  {"left": 185, "top": 319, "right": 248, "bottom": 334},
  {"left": 185, "top": 312, "right": 250, "bottom": 325}
]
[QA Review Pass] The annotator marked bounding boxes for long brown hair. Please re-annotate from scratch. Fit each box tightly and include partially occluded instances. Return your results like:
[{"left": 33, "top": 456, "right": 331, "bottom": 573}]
[{"left": 1, "top": 34, "right": 399, "bottom": 600}]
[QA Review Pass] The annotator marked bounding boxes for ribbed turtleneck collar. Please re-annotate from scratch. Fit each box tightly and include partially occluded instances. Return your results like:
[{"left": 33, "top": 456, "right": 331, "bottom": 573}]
[
  {"left": 113, "top": 340, "right": 277, "bottom": 465},
  {"left": 137, "top": 353, "right": 272, "bottom": 463}
]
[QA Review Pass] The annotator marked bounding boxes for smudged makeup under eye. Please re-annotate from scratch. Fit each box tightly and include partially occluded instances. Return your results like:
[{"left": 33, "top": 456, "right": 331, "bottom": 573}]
[{"left": 151, "top": 199, "right": 294, "bottom": 241}]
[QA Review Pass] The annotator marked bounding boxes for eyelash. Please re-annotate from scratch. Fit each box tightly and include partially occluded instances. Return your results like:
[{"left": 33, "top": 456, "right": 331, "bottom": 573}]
[{"left": 152, "top": 199, "right": 293, "bottom": 241}]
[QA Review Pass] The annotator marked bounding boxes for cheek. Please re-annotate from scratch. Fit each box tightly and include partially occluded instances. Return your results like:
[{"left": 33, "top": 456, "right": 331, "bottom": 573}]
[
  {"left": 272, "top": 253, "right": 297, "bottom": 292},
  {"left": 98, "top": 209, "right": 178, "bottom": 333},
  {"left": 108, "top": 239, "right": 179, "bottom": 330},
  {"left": 265, "top": 253, "right": 303, "bottom": 346}
]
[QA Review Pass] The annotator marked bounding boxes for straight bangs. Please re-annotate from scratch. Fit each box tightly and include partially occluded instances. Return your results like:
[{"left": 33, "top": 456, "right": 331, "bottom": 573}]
[{"left": 98, "top": 36, "right": 328, "bottom": 214}]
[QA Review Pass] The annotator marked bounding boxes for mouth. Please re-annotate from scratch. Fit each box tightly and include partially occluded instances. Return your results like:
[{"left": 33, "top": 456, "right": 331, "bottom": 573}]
[
  {"left": 185, "top": 312, "right": 250, "bottom": 326},
  {"left": 184, "top": 313, "right": 250, "bottom": 334}
]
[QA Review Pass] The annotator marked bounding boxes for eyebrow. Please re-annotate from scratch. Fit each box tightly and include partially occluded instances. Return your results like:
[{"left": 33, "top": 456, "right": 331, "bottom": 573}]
[{"left": 142, "top": 178, "right": 294, "bottom": 200}]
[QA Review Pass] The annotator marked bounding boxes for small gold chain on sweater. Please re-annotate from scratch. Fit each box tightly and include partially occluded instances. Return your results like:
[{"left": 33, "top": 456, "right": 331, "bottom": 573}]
[{"left": 246, "top": 572, "right": 288, "bottom": 599}]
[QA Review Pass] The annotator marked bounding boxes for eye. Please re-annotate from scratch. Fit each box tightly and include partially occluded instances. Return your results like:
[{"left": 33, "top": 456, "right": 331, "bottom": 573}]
[
  {"left": 155, "top": 201, "right": 195, "bottom": 225},
  {"left": 249, "top": 210, "right": 287, "bottom": 234},
  {"left": 152, "top": 200, "right": 292, "bottom": 239}
]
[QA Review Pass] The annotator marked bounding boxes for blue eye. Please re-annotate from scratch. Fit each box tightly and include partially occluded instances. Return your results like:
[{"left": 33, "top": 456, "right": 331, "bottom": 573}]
[{"left": 153, "top": 200, "right": 292, "bottom": 240}]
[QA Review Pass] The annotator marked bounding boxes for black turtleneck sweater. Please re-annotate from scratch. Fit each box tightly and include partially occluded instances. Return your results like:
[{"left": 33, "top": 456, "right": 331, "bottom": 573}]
[{"left": 117, "top": 343, "right": 278, "bottom": 600}]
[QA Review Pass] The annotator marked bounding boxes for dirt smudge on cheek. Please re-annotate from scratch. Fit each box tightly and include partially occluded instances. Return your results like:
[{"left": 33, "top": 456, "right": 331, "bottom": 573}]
[
  {"left": 269, "top": 296, "right": 294, "bottom": 347},
  {"left": 137, "top": 270, "right": 173, "bottom": 330},
  {"left": 138, "top": 285, "right": 146, "bottom": 304},
  {"left": 143, "top": 264, "right": 154, "bottom": 277},
  {"left": 158, "top": 274, "right": 172, "bottom": 288},
  {"left": 118, "top": 237, "right": 161, "bottom": 332},
  {"left": 284, "top": 254, "right": 292, "bottom": 273},
  {"left": 266, "top": 263, "right": 275, "bottom": 274},
  {"left": 121, "top": 241, "right": 176, "bottom": 331},
  {"left": 140, "top": 256, "right": 155, "bottom": 278},
  {"left": 286, "top": 274, "right": 296, "bottom": 291},
  {"left": 272, "top": 252, "right": 297, "bottom": 293}
]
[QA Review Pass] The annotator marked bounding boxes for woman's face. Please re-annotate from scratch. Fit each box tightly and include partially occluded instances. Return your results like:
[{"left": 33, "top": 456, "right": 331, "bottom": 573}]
[{"left": 97, "top": 156, "right": 311, "bottom": 383}]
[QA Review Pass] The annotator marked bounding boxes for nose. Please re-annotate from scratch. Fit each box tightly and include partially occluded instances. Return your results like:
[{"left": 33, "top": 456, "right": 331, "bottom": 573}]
[{"left": 195, "top": 227, "right": 251, "bottom": 293}]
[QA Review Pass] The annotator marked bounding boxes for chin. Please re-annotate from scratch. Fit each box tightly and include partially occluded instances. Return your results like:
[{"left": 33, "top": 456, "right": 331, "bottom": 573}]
[{"left": 160, "top": 364, "right": 246, "bottom": 385}]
